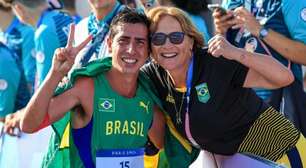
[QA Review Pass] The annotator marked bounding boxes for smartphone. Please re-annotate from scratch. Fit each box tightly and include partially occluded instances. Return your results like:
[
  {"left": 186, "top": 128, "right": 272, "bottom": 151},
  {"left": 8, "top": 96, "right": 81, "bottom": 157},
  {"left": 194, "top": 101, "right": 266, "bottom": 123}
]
[{"left": 207, "top": 4, "right": 227, "bottom": 16}]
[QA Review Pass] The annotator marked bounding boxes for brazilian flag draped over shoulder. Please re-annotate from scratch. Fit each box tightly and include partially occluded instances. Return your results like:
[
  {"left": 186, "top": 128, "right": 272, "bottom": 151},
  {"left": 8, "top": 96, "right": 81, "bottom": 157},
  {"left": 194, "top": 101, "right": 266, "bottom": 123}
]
[{"left": 40, "top": 57, "right": 200, "bottom": 168}]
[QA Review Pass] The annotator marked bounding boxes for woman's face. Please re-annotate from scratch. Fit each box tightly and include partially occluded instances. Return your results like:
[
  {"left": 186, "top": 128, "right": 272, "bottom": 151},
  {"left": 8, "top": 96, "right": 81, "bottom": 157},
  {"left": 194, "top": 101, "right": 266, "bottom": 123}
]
[{"left": 151, "top": 15, "right": 194, "bottom": 73}]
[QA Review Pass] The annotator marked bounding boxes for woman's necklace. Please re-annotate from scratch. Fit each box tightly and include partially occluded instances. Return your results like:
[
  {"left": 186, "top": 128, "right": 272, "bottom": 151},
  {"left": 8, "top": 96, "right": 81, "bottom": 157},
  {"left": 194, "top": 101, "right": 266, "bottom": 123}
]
[{"left": 166, "top": 75, "right": 185, "bottom": 124}]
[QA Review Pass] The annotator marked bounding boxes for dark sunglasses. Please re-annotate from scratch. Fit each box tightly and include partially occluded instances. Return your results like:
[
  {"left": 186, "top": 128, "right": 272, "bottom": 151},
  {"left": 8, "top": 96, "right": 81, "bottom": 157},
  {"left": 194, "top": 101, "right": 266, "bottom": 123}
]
[{"left": 151, "top": 32, "right": 185, "bottom": 46}]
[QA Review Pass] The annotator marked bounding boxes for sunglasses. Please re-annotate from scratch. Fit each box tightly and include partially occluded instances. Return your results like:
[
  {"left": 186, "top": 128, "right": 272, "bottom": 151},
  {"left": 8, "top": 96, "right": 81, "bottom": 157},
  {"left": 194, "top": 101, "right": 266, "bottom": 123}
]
[{"left": 151, "top": 32, "right": 185, "bottom": 46}]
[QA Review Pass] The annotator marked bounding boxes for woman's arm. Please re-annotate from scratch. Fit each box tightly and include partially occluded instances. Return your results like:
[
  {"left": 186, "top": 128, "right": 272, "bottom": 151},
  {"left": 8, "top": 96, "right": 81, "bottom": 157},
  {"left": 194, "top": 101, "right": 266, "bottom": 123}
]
[
  {"left": 237, "top": 49, "right": 294, "bottom": 88},
  {"left": 208, "top": 35, "right": 294, "bottom": 89}
]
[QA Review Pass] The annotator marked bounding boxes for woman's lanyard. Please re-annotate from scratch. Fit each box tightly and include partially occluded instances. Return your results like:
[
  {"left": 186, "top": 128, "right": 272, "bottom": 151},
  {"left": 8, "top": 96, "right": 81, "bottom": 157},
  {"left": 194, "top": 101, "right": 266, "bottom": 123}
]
[
  {"left": 184, "top": 55, "right": 201, "bottom": 148},
  {"left": 186, "top": 56, "right": 194, "bottom": 113}
]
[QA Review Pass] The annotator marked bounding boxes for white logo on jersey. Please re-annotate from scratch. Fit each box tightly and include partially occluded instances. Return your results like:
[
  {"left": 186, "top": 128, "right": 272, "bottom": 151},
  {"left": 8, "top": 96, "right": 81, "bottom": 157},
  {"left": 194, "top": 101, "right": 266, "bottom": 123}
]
[
  {"left": 0, "top": 79, "right": 8, "bottom": 91},
  {"left": 301, "top": 8, "right": 306, "bottom": 21},
  {"left": 36, "top": 51, "right": 45, "bottom": 63},
  {"left": 245, "top": 37, "right": 258, "bottom": 53}
]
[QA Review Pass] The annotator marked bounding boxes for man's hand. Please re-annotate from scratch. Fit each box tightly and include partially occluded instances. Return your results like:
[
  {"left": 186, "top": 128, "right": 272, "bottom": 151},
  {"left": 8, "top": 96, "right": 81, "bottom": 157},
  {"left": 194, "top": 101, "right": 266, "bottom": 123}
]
[
  {"left": 4, "top": 111, "right": 22, "bottom": 137},
  {"left": 52, "top": 24, "right": 92, "bottom": 77},
  {"left": 213, "top": 9, "right": 235, "bottom": 35},
  {"left": 232, "top": 7, "right": 262, "bottom": 37}
]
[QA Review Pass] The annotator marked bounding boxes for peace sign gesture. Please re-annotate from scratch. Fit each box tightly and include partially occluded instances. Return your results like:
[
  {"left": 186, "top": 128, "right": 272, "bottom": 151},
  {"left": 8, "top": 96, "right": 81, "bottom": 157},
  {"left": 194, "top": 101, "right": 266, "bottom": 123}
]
[{"left": 52, "top": 24, "right": 92, "bottom": 76}]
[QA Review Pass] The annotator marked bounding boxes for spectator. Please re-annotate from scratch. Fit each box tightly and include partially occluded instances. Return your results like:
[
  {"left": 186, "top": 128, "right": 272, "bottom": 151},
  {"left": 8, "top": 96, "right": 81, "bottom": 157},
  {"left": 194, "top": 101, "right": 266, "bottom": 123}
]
[
  {"left": 0, "top": 42, "right": 20, "bottom": 130},
  {"left": 1, "top": 0, "right": 73, "bottom": 167},
  {"left": 214, "top": 0, "right": 306, "bottom": 101},
  {"left": 0, "top": 2, "right": 32, "bottom": 136},
  {"left": 21, "top": 8, "right": 164, "bottom": 167},
  {"left": 0, "top": 2, "right": 35, "bottom": 95},
  {"left": 61, "top": 0, "right": 82, "bottom": 23},
  {"left": 71, "top": 0, "right": 125, "bottom": 71},
  {"left": 2, "top": 0, "right": 73, "bottom": 87}
]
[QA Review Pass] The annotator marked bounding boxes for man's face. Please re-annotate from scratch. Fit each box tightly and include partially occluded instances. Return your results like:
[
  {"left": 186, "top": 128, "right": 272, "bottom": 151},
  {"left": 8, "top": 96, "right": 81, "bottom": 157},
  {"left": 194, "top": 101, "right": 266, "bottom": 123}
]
[{"left": 108, "top": 23, "right": 149, "bottom": 75}]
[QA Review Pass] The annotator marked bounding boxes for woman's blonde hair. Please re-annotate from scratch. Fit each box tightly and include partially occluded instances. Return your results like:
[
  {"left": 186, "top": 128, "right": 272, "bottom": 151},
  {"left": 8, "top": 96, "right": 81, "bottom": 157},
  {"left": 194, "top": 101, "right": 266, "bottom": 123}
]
[{"left": 147, "top": 6, "right": 205, "bottom": 49}]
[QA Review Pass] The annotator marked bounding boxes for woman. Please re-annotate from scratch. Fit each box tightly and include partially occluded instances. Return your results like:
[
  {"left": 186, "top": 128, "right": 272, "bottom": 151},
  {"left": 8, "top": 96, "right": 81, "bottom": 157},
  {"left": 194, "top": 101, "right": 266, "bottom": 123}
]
[{"left": 143, "top": 6, "right": 300, "bottom": 163}]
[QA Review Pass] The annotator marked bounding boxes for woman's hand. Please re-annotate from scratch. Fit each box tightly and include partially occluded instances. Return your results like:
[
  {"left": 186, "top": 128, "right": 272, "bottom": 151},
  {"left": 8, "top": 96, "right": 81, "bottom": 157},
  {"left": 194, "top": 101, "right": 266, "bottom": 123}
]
[{"left": 208, "top": 35, "right": 240, "bottom": 60}]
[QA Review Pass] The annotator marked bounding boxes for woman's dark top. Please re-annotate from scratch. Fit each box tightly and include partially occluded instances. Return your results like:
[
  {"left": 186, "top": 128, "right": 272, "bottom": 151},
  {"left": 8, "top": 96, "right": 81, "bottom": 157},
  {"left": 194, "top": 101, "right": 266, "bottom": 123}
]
[{"left": 142, "top": 47, "right": 269, "bottom": 155}]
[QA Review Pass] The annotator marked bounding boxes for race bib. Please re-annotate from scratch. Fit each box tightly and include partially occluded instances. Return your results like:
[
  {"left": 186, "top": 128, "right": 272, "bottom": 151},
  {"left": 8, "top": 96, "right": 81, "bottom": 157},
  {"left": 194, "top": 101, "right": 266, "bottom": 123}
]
[{"left": 96, "top": 148, "right": 144, "bottom": 168}]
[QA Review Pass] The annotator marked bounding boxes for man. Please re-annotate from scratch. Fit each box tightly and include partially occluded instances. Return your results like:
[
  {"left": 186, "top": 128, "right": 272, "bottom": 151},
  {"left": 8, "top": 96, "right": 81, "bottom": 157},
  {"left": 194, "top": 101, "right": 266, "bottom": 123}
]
[
  {"left": 71, "top": 0, "right": 125, "bottom": 70},
  {"left": 0, "top": 2, "right": 35, "bottom": 95},
  {"left": 0, "top": 42, "right": 20, "bottom": 130},
  {"left": 43, "top": 1, "right": 161, "bottom": 167},
  {"left": 0, "top": 1, "right": 33, "bottom": 136},
  {"left": 38, "top": 1, "right": 126, "bottom": 167},
  {"left": 3, "top": 0, "right": 73, "bottom": 87},
  {"left": 0, "top": 42, "right": 22, "bottom": 167},
  {"left": 21, "top": 8, "right": 164, "bottom": 167}
]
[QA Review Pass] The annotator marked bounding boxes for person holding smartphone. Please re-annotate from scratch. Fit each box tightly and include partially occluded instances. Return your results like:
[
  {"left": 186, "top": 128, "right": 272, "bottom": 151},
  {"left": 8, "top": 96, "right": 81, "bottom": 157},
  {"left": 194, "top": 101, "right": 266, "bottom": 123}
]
[{"left": 213, "top": 1, "right": 306, "bottom": 100}]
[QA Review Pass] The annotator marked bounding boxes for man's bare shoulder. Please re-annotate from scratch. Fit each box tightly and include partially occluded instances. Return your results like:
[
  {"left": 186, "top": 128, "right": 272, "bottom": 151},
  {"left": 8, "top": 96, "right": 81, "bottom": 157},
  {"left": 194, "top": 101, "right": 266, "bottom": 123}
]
[
  {"left": 74, "top": 77, "right": 95, "bottom": 92},
  {"left": 72, "top": 77, "right": 95, "bottom": 115}
]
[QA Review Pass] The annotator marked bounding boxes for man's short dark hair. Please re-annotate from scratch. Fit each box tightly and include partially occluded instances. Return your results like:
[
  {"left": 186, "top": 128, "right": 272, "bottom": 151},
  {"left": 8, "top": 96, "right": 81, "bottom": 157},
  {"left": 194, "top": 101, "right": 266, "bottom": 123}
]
[
  {"left": 109, "top": 7, "right": 150, "bottom": 39},
  {"left": 2, "top": 0, "right": 46, "bottom": 8}
]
